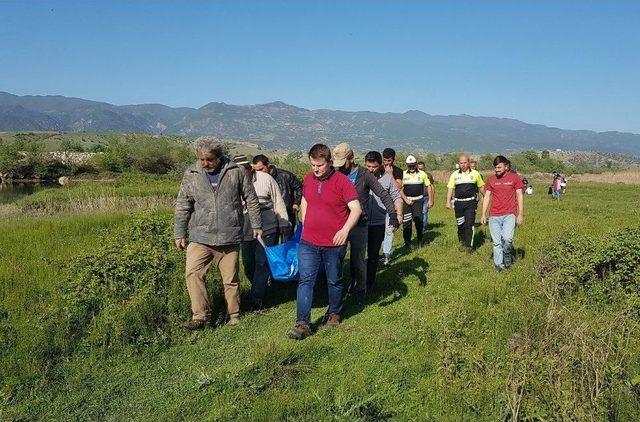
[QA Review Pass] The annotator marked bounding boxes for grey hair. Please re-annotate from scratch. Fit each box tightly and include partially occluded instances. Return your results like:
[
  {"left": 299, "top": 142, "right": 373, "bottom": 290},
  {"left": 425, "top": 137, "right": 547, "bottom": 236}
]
[{"left": 194, "top": 136, "right": 224, "bottom": 157}]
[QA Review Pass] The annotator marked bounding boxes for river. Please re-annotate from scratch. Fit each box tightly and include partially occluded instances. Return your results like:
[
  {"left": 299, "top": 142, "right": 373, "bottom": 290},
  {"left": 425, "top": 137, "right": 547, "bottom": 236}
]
[{"left": 0, "top": 183, "right": 56, "bottom": 205}]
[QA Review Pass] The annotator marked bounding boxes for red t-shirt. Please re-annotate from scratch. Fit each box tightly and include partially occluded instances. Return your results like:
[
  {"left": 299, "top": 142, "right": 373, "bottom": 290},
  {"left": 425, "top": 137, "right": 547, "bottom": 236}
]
[
  {"left": 302, "top": 170, "right": 359, "bottom": 246},
  {"left": 485, "top": 172, "right": 525, "bottom": 216}
]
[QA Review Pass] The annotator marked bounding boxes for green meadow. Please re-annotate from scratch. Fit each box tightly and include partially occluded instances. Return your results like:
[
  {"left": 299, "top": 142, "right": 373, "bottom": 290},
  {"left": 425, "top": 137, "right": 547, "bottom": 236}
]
[{"left": 0, "top": 178, "right": 639, "bottom": 421}]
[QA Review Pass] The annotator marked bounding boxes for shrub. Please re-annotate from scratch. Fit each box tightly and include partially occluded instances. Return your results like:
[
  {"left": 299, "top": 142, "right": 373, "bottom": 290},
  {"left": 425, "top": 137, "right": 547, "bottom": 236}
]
[{"left": 540, "top": 227, "right": 640, "bottom": 297}]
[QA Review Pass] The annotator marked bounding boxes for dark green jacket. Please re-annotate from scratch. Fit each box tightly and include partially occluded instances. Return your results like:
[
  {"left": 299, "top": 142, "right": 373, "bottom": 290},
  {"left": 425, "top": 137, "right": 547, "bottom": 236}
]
[{"left": 174, "top": 159, "right": 262, "bottom": 246}]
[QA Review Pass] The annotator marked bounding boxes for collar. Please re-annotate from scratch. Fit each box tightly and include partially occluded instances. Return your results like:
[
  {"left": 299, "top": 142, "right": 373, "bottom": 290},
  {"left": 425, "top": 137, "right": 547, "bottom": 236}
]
[{"left": 313, "top": 166, "right": 335, "bottom": 181}]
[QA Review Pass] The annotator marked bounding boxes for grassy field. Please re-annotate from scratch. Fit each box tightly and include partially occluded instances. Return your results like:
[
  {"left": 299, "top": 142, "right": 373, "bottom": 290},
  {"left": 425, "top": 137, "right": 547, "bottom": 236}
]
[{"left": 1, "top": 180, "right": 639, "bottom": 420}]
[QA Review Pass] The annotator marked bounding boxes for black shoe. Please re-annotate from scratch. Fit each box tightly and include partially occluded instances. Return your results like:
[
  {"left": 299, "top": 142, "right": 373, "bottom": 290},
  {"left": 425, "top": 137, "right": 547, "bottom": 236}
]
[
  {"left": 504, "top": 252, "right": 514, "bottom": 268},
  {"left": 466, "top": 247, "right": 474, "bottom": 254},
  {"left": 495, "top": 265, "right": 506, "bottom": 272}
]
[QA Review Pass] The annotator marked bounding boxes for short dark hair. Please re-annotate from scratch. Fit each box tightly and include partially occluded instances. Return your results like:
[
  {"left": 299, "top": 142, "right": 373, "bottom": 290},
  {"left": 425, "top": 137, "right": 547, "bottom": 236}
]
[
  {"left": 493, "top": 155, "right": 511, "bottom": 167},
  {"left": 417, "top": 161, "right": 425, "bottom": 166},
  {"left": 252, "top": 154, "right": 269, "bottom": 165},
  {"left": 364, "top": 151, "right": 382, "bottom": 164},
  {"left": 382, "top": 148, "right": 396, "bottom": 159},
  {"left": 308, "top": 143, "right": 332, "bottom": 161}
]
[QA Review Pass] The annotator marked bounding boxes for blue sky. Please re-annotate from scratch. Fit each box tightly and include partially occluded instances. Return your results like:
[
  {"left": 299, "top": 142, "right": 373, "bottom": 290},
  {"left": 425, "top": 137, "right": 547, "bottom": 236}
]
[{"left": 1, "top": 0, "right": 639, "bottom": 133}]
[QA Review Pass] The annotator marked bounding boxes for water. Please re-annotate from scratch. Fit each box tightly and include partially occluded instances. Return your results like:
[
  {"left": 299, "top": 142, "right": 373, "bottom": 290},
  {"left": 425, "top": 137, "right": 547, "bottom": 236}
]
[{"left": 0, "top": 183, "right": 55, "bottom": 205}]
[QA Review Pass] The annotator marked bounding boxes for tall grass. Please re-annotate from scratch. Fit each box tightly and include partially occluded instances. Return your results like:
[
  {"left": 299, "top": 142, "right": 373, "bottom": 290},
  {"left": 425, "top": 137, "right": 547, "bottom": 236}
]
[{"left": 1, "top": 183, "right": 639, "bottom": 420}]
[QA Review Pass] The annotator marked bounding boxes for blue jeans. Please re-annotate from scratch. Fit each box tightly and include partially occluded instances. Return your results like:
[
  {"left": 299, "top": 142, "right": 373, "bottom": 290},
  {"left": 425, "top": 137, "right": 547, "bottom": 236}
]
[
  {"left": 488, "top": 214, "right": 516, "bottom": 268},
  {"left": 382, "top": 214, "right": 394, "bottom": 257},
  {"left": 296, "top": 240, "right": 347, "bottom": 324},
  {"left": 241, "top": 232, "right": 278, "bottom": 306},
  {"left": 422, "top": 196, "right": 429, "bottom": 233}
]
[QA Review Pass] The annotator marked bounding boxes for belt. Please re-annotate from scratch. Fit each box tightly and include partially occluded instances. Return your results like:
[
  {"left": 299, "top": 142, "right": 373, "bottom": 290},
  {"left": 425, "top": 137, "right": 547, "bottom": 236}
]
[
  {"left": 406, "top": 195, "right": 423, "bottom": 201},
  {"left": 453, "top": 196, "right": 476, "bottom": 202}
]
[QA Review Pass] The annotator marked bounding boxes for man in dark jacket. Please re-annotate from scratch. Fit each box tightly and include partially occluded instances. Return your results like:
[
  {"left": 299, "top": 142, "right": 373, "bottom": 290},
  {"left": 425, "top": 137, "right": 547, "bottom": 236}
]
[
  {"left": 174, "top": 137, "right": 262, "bottom": 329},
  {"left": 332, "top": 143, "right": 398, "bottom": 303},
  {"left": 252, "top": 154, "right": 302, "bottom": 234}
]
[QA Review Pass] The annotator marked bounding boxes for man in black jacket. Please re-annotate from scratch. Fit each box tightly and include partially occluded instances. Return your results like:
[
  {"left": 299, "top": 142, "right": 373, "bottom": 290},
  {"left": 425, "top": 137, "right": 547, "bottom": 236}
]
[
  {"left": 332, "top": 143, "right": 398, "bottom": 303},
  {"left": 252, "top": 155, "right": 303, "bottom": 237}
]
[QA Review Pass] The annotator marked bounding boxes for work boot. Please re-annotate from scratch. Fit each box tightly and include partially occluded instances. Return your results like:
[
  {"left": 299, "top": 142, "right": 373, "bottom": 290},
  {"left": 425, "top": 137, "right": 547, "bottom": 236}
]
[
  {"left": 325, "top": 313, "right": 341, "bottom": 328},
  {"left": 181, "top": 319, "right": 209, "bottom": 330},
  {"left": 289, "top": 322, "right": 312, "bottom": 340},
  {"left": 227, "top": 314, "right": 240, "bottom": 326}
]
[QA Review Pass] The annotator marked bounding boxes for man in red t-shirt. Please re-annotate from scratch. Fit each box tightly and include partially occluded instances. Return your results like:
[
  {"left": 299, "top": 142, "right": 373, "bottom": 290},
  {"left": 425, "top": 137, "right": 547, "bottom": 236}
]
[
  {"left": 289, "top": 144, "right": 362, "bottom": 340},
  {"left": 481, "top": 155, "right": 524, "bottom": 271}
]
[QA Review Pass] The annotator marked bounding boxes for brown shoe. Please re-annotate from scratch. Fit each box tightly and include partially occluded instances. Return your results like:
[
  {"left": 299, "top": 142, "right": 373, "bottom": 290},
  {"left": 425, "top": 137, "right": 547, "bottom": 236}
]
[
  {"left": 181, "top": 319, "right": 208, "bottom": 330},
  {"left": 325, "top": 313, "right": 341, "bottom": 328},
  {"left": 289, "top": 322, "right": 312, "bottom": 340}
]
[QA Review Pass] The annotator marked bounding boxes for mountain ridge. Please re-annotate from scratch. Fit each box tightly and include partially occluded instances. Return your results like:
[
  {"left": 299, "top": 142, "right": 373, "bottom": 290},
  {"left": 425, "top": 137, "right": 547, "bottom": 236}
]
[{"left": 1, "top": 91, "right": 639, "bottom": 155}]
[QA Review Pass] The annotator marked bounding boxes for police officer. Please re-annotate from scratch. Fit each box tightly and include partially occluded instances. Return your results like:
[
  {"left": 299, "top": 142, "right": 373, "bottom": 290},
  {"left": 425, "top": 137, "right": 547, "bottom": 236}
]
[{"left": 445, "top": 154, "right": 485, "bottom": 252}]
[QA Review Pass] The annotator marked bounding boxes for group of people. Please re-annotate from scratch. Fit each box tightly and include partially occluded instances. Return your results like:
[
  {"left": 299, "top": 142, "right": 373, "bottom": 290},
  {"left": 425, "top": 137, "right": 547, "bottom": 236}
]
[
  {"left": 173, "top": 138, "right": 525, "bottom": 338},
  {"left": 549, "top": 173, "right": 567, "bottom": 200}
]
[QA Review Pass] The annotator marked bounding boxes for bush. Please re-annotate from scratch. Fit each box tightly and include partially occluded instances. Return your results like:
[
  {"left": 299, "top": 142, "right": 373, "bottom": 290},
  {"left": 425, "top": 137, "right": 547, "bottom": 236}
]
[
  {"left": 540, "top": 227, "right": 640, "bottom": 296},
  {"left": 54, "top": 211, "right": 187, "bottom": 353}
]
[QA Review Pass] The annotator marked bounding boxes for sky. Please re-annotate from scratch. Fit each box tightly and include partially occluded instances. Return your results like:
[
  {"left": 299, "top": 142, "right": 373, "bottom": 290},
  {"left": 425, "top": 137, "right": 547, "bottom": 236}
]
[{"left": 1, "top": 0, "right": 639, "bottom": 133}]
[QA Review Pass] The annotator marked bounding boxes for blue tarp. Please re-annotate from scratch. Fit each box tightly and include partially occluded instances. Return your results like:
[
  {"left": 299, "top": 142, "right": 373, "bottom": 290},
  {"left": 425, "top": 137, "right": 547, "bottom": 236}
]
[{"left": 260, "top": 224, "right": 302, "bottom": 282}]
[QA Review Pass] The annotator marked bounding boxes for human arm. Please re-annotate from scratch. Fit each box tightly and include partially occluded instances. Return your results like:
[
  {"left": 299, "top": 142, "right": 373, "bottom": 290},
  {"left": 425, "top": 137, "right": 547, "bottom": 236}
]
[
  {"left": 367, "top": 171, "right": 397, "bottom": 223},
  {"left": 516, "top": 189, "right": 524, "bottom": 226},
  {"left": 333, "top": 199, "right": 362, "bottom": 246},
  {"left": 480, "top": 190, "right": 492, "bottom": 225},
  {"left": 388, "top": 176, "right": 403, "bottom": 226},
  {"left": 241, "top": 170, "right": 263, "bottom": 238},
  {"left": 174, "top": 172, "right": 194, "bottom": 250},
  {"left": 270, "top": 177, "right": 291, "bottom": 235},
  {"left": 299, "top": 196, "right": 307, "bottom": 223},
  {"left": 290, "top": 172, "right": 303, "bottom": 211},
  {"left": 426, "top": 184, "right": 434, "bottom": 209},
  {"left": 445, "top": 188, "right": 453, "bottom": 209}
]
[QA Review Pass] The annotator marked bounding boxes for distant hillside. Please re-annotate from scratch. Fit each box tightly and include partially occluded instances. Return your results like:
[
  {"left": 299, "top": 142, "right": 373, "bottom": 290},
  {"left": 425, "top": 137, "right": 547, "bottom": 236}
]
[{"left": 1, "top": 91, "right": 639, "bottom": 155}]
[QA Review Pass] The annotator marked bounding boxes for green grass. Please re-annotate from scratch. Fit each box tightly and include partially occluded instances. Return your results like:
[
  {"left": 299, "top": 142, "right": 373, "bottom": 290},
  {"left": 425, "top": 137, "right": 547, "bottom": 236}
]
[{"left": 1, "top": 183, "right": 639, "bottom": 420}]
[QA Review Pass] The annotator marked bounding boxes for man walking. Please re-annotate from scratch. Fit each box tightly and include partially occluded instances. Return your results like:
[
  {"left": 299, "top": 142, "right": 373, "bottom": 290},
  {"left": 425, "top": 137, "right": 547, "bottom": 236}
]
[
  {"left": 289, "top": 144, "right": 361, "bottom": 340},
  {"left": 445, "top": 154, "right": 485, "bottom": 252},
  {"left": 364, "top": 151, "right": 403, "bottom": 288},
  {"left": 252, "top": 154, "right": 302, "bottom": 235},
  {"left": 174, "top": 137, "right": 262, "bottom": 329},
  {"left": 481, "top": 155, "right": 525, "bottom": 271},
  {"left": 331, "top": 143, "right": 398, "bottom": 302},
  {"left": 241, "top": 165, "right": 290, "bottom": 310},
  {"left": 401, "top": 155, "right": 433, "bottom": 249},
  {"left": 381, "top": 148, "right": 404, "bottom": 265},
  {"left": 417, "top": 161, "right": 435, "bottom": 233}
]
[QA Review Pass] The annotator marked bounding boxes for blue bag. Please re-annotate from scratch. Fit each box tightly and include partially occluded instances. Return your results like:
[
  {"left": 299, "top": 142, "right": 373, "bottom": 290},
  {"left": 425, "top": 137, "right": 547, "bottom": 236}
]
[{"left": 258, "top": 224, "right": 302, "bottom": 282}]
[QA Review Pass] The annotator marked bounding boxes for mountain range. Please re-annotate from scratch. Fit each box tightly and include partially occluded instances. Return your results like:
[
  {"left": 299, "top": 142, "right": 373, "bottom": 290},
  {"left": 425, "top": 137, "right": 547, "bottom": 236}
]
[{"left": 1, "top": 91, "right": 639, "bottom": 155}]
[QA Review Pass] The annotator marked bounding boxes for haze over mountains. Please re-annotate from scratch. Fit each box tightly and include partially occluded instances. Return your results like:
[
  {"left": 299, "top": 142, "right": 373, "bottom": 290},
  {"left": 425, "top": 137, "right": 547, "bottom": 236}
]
[{"left": 1, "top": 91, "right": 639, "bottom": 155}]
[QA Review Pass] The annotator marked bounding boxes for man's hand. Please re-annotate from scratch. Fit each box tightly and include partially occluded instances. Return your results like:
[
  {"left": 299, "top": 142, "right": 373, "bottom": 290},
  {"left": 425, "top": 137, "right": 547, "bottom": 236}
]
[
  {"left": 427, "top": 201, "right": 434, "bottom": 209},
  {"left": 516, "top": 214, "right": 524, "bottom": 226},
  {"left": 175, "top": 238, "right": 186, "bottom": 250},
  {"left": 253, "top": 229, "right": 263, "bottom": 239},
  {"left": 389, "top": 213, "right": 400, "bottom": 233},
  {"left": 397, "top": 213, "right": 403, "bottom": 226},
  {"left": 480, "top": 215, "right": 487, "bottom": 225},
  {"left": 404, "top": 198, "right": 414, "bottom": 206},
  {"left": 384, "top": 164, "right": 393, "bottom": 175},
  {"left": 445, "top": 201, "right": 452, "bottom": 210},
  {"left": 332, "top": 228, "right": 350, "bottom": 246},
  {"left": 292, "top": 204, "right": 300, "bottom": 212}
]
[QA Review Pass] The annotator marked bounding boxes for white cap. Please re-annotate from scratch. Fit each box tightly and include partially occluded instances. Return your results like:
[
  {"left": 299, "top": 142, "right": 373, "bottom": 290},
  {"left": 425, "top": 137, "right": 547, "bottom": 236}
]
[{"left": 406, "top": 155, "right": 417, "bottom": 164}]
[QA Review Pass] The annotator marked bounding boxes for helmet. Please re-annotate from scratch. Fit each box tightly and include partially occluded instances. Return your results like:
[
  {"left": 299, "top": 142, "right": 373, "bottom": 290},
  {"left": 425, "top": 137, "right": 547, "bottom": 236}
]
[{"left": 406, "top": 155, "right": 417, "bottom": 164}]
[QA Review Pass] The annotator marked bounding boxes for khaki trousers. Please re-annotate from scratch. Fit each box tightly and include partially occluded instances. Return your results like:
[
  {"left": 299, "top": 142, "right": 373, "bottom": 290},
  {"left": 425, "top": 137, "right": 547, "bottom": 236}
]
[{"left": 185, "top": 242, "right": 241, "bottom": 321}]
